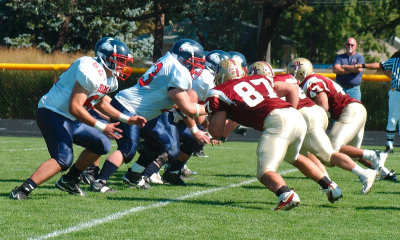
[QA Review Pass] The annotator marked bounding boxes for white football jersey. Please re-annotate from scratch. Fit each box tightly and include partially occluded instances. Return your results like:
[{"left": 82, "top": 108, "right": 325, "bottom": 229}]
[
  {"left": 192, "top": 68, "right": 215, "bottom": 102},
  {"left": 38, "top": 56, "right": 118, "bottom": 120},
  {"left": 115, "top": 52, "right": 192, "bottom": 121}
]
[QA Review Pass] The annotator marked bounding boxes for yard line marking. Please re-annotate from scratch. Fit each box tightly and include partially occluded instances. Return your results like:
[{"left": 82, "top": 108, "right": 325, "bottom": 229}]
[
  {"left": 28, "top": 168, "right": 298, "bottom": 240},
  {"left": 1, "top": 147, "right": 47, "bottom": 152}
]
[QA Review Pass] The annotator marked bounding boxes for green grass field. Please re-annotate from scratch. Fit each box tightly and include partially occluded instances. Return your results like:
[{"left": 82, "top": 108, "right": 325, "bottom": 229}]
[{"left": 1, "top": 136, "right": 399, "bottom": 240}]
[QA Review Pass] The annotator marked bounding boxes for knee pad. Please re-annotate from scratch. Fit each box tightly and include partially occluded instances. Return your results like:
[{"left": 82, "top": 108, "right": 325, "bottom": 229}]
[
  {"left": 88, "top": 135, "right": 111, "bottom": 155},
  {"left": 54, "top": 147, "right": 74, "bottom": 171}
]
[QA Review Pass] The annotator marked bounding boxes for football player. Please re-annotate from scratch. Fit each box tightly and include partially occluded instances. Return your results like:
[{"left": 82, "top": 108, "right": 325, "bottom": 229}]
[
  {"left": 86, "top": 39, "right": 211, "bottom": 192},
  {"left": 10, "top": 38, "right": 146, "bottom": 199},
  {"left": 289, "top": 57, "right": 393, "bottom": 184},
  {"left": 124, "top": 50, "right": 228, "bottom": 186},
  {"left": 205, "top": 59, "right": 342, "bottom": 211},
  {"left": 249, "top": 61, "right": 378, "bottom": 194}
]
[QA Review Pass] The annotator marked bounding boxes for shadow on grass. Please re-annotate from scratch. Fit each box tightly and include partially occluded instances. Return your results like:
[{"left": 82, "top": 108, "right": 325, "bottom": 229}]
[
  {"left": 106, "top": 196, "right": 267, "bottom": 210},
  {"left": 214, "top": 173, "right": 254, "bottom": 178},
  {"left": 356, "top": 206, "right": 400, "bottom": 210}
]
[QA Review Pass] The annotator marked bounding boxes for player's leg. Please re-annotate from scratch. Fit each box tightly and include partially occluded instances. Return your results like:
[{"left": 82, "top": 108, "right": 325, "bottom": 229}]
[
  {"left": 10, "top": 108, "right": 75, "bottom": 199},
  {"left": 90, "top": 98, "right": 140, "bottom": 192},
  {"left": 257, "top": 108, "right": 302, "bottom": 211}
]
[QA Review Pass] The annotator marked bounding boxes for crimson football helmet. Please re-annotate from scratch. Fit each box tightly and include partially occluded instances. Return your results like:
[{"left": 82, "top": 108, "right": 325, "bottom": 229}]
[
  {"left": 171, "top": 39, "right": 205, "bottom": 79},
  {"left": 215, "top": 59, "right": 245, "bottom": 85},
  {"left": 248, "top": 61, "right": 275, "bottom": 78},
  {"left": 287, "top": 57, "right": 314, "bottom": 82},
  {"left": 96, "top": 37, "right": 133, "bottom": 81}
]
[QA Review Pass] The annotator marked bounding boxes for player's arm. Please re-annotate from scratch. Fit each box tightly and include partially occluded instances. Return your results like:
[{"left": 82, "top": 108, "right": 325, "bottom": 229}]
[
  {"left": 69, "top": 82, "right": 123, "bottom": 139},
  {"left": 169, "top": 88, "right": 210, "bottom": 144},
  {"left": 313, "top": 92, "right": 329, "bottom": 111},
  {"left": 187, "top": 89, "right": 207, "bottom": 125},
  {"left": 274, "top": 81, "right": 299, "bottom": 108},
  {"left": 169, "top": 88, "right": 207, "bottom": 116},
  {"left": 207, "top": 111, "right": 227, "bottom": 139},
  {"left": 95, "top": 95, "right": 146, "bottom": 127}
]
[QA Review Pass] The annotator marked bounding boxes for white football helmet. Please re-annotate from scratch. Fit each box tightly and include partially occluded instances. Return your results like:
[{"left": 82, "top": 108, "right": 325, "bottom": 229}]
[
  {"left": 215, "top": 59, "right": 245, "bottom": 85},
  {"left": 287, "top": 57, "right": 314, "bottom": 82},
  {"left": 248, "top": 61, "right": 275, "bottom": 77}
]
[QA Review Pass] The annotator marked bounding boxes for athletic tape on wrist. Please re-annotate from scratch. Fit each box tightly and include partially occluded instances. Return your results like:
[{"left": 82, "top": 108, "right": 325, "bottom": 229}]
[
  {"left": 194, "top": 103, "right": 200, "bottom": 117},
  {"left": 189, "top": 125, "right": 199, "bottom": 134},
  {"left": 119, "top": 113, "right": 130, "bottom": 123},
  {"left": 94, "top": 121, "right": 107, "bottom": 131}
]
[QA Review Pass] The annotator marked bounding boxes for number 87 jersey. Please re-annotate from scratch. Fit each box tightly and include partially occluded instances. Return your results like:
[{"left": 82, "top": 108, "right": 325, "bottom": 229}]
[{"left": 205, "top": 75, "right": 292, "bottom": 131}]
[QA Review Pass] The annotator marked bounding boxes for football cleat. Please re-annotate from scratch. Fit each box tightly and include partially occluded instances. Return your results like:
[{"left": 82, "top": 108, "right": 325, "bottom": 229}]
[
  {"left": 322, "top": 181, "right": 343, "bottom": 203},
  {"left": 122, "top": 168, "right": 152, "bottom": 189},
  {"left": 9, "top": 186, "right": 29, "bottom": 200},
  {"left": 80, "top": 167, "right": 97, "bottom": 185},
  {"left": 385, "top": 145, "right": 394, "bottom": 154},
  {"left": 360, "top": 169, "right": 377, "bottom": 194},
  {"left": 181, "top": 164, "right": 197, "bottom": 178},
  {"left": 192, "top": 151, "right": 209, "bottom": 158},
  {"left": 144, "top": 172, "right": 164, "bottom": 185},
  {"left": 90, "top": 179, "right": 116, "bottom": 193},
  {"left": 380, "top": 170, "right": 398, "bottom": 182},
  {"left": 55, "top": 175, "right": 87, "bottom": 196},
  {"left": 274, "top": 190, "right": 300, "bottom": 211},
  {"left": 370, "top": 150, "right": 387, "bottom": 171},
  {"left": 162, "top": 170, "right": 187, "bottom": 186}
]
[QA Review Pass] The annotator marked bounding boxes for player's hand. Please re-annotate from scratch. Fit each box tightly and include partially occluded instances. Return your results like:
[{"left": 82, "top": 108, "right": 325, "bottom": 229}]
[
  {"left": 193, "top": 130, "right": 210, "bottom": 145},
  {"left": 210, "top": 138, "right": 221, "bottom": 146},
  {"left": 103, "top": 122, "right": 123, "bottom": 139},
  {"left": 127, "top": 116, "right": 147, "bottom": 127}
]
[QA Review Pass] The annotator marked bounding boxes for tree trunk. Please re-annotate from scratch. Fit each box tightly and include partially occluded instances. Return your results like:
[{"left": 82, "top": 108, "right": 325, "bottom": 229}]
[
  {"left": 153, "top": 1, "right": 165, "bottom": 62},
  {"left": 256, "top": 4, "right": 283, "bottom": 61},
  {"left": 55, "top": 16, "right": 71, "bottom": 51},
  {"left": 55, "top": 0, "right": 76, "bottom": 51}
]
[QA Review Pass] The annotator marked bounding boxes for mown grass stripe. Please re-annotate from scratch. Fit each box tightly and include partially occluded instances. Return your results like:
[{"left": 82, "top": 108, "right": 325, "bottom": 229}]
[{"left": 28, "top": 168, "right": 298, "bottom": 240}]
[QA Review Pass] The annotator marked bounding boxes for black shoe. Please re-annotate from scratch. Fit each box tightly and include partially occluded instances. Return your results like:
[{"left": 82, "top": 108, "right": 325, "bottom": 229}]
[
  {"left": 9, "top": 181, "right": 34, "bottom": 200},
  {"left": 9, "top": 186, "right": 28, "bottom": 200},
  {"left": 122, "top": 168, "right": 151, "bottom": 189},
  {"left": 385, "top": 145, "right": 394, "bottom": 153},
  {"left": 162, "top": 170, "right": 187, "bottom": 186},
  {"left": 80, "top": 168, "right": 96, "bottom": 185},
  {"left": 383, "top": 170, "right": 398, "bottom": 182},
  {"left": 90, "top": 179, "right": 116, "bottom": 193},
  {"left": 55, "top": 175, "right": 87, "bottom": 196}
]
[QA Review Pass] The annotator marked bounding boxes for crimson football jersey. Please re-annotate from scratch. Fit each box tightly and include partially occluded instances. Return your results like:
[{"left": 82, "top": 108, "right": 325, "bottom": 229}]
[
  {"left": 299, "top": 73, "right": 359, "bottom": 120},
  {"left": 205, "top": 75, "right": 292, "bottom": 131},
  {"left": 273, "top": 74, "right": 314, "bottom": 109}
]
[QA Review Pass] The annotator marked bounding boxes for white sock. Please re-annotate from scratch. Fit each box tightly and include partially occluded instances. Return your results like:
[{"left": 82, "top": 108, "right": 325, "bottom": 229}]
[
  {"left": 362, "top": 149, "right": 376, "bottom": 160},
  {"left": 381, "top": 166, "right": 390, "bottom": 176},
  {"left": 323, "top": 171, "right": 330, "bottom": 179},
  {"left": 351, "top": 165, "right": 365, "bottom": 178},
  {"left": 130, "top": 162, "right": 145, "bottom": 173},
  {"left": 386, "top": 141, "right": 393, "bottom": 148}
]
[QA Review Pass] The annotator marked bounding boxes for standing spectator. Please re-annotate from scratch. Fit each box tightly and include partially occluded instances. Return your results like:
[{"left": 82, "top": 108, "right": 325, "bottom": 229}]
[
  {"left": 333, "top": 37, "right": 365, "bottom": 101},
  {"left": 355, "top": 50, "right": 400, "bottom": 154}
]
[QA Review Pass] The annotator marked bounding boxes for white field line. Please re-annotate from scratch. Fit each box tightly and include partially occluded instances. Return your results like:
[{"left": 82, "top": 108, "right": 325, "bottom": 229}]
[{"left": 28, "top": 168, "right": 299, "bottom": 240}]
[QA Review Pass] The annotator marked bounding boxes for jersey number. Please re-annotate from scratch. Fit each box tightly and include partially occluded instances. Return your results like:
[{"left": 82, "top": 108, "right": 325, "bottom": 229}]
[
  {"left": 84, "top": 95, "right": 100, "bottom": 110},
  {"left": 139, "top": 61, "right": 163, "bottom": 86},
  {"left": 233, "top": 78, "right": 277, "bottom": 107}
]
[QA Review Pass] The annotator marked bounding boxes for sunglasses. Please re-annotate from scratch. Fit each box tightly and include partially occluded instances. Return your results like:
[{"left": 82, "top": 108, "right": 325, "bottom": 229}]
[{"left": 346, "top": 44, "right": 355, "bottom": 47}]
